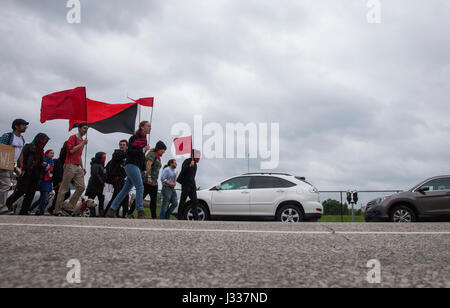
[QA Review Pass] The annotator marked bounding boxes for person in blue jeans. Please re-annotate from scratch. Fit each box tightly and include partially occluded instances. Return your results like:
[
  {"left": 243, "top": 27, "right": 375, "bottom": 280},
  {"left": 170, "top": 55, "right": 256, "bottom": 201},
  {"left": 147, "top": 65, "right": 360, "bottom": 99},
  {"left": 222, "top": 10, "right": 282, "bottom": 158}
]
[
  {"left": 160, "top": 159, "right": 178, "bottom": 219},
  {"left": 30, "top": 149, "right": 54, "bottom": 215},
  {"left": 105, "top": 121, "right": 151, "bottom": 219}
]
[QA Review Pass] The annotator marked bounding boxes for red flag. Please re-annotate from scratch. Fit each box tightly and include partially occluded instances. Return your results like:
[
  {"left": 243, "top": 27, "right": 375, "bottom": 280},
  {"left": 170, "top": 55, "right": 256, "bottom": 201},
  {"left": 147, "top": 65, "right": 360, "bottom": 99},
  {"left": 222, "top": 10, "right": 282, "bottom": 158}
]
[
  {"left": 136, "top": 97, "right": 154, "bottom": 107},
  {"left": 127, "top": 96, "right": 154, "bottom": 107},
  {"left": 41, "top": 87, "right": 87, "bottom": 123},
  {"left": 173, "top": 136, "right": 192, "bottom": 155}
]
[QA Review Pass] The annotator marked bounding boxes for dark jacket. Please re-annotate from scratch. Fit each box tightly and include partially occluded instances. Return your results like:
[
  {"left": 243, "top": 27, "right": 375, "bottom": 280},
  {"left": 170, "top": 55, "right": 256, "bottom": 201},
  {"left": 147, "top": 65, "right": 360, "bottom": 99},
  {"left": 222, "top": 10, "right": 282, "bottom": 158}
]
[
  {"left": 22, "top": 133, "right": 49, "bottom": 175},
  {"left": 177, "top": 158, "right": 197, "bottom": 187},
  {"left": 85, "top": 152, "right": 106, "bottom": 196},
  {"left": 16, "top": 133, "right": 49, "bottom": 189},
  {"left": 126, "top": 132, "right": 147, "bottom": 170},
  {"left": 110, "top": 149, "right": 127, "bottom": 179}
]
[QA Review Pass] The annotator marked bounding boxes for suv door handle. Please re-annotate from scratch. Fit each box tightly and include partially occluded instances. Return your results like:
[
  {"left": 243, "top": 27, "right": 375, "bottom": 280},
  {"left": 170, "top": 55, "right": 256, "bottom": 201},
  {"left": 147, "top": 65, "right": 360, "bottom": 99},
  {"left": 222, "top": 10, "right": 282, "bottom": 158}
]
[
  {"left": 241, "top": 191, "right": 249, "bottom": 194},
  {"left": 276, "top": 190, "right": 285, "bottom": 193}
]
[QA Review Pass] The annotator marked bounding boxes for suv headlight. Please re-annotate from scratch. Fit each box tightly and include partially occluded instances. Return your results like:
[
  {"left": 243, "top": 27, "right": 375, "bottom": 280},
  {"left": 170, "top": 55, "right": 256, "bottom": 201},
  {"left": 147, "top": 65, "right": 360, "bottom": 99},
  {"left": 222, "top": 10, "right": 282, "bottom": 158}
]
[{"left": 367, "top": 196, "right": 390, "bottom": 209}]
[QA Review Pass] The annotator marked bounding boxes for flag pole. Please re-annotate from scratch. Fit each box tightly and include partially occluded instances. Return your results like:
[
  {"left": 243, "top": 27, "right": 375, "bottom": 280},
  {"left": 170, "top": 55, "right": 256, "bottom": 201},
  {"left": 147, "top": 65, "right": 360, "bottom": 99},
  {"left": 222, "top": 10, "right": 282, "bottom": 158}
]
[
  {"left": 148, "top": 105, "right": 154, "bottom": 144},
  {"left": 138, "top": 104, "right": 141, "bottom": 124},
  {"left": 84, "top": 90, "right": 88, "bottom": 170}
]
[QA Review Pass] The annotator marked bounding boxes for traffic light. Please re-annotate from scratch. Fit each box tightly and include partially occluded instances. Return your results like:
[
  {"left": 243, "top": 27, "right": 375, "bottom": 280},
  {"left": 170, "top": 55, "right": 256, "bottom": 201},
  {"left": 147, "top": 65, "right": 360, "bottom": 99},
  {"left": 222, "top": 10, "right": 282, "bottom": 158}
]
[
  {"left": 346, "top": 192, "right": 352, "bottom": 204},
  {"left": 353, "top": 192, "right": 358, "bottom": 204},
  {"left": 346, "top": 191, "right": 359, "bottom": 204}
]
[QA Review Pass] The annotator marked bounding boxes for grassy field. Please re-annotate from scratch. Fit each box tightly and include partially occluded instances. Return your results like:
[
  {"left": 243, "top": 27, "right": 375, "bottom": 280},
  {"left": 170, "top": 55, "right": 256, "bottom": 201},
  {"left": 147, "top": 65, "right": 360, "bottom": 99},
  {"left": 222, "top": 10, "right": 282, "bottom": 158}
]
[
  {"left": 136, "top": 209, "right": 365, "bottom": 222},
  {"left": 319, "top": 215, "right": 365, "bottom": 222}
]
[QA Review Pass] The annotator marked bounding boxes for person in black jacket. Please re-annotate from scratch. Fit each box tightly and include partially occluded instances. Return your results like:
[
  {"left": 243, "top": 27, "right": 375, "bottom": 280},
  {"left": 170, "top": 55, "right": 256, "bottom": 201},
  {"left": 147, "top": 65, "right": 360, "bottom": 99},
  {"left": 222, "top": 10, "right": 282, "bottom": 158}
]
[
  {"left": 103, "top": 140, "right": 129, "bottom": 218},
  {"left": 6, "top": 133, "right": 49, "bottom": 215},
  {"left": 177, "top": 149, "right": 201, "bottom": 220},
  {"left": 46, "top": 143, "right": 71, "bottom": 215},
  {"left": 85, "top": 152, "right": 106, "bottom": 217}
]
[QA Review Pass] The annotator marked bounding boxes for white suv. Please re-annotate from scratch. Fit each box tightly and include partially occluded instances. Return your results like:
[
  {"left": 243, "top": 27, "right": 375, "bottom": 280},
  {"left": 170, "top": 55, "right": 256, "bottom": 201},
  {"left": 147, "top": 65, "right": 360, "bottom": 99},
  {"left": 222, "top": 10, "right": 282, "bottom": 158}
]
[{"left": 176, "top": 173, "right": 323, "bottom": 222}]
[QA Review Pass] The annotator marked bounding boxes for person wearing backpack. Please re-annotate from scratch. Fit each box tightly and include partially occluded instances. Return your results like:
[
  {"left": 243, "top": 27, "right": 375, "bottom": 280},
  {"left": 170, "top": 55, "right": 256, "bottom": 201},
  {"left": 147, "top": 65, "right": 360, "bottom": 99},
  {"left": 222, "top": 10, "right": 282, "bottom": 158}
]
[
  {"left": 46, "top": 142, "right": 71, "bottom": 215},
  {"left": 85, "top": 152, "right": 106, "bottom": 217},
  {"left": 104, "top": 140, "right": 129, "bottom": 218},
  {"left": 5, "top": 133, "right": 49, "bottom": 215},
  {"left": 0, "top": 119, "right": 28, "bottom": 215},
  {"left": 53, "top": 123, "right": 89, "bottom": 216}
]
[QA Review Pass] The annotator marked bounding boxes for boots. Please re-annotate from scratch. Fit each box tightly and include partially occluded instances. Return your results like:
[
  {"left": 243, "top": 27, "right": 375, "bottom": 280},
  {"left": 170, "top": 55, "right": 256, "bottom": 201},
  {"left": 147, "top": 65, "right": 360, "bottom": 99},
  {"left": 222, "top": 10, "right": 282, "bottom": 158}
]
[
  {"left": 105, "top": 208, "right": 117, "bottom": 218},
  {"left": 137, "top": 210, "right": 148, "bottom": 219}
]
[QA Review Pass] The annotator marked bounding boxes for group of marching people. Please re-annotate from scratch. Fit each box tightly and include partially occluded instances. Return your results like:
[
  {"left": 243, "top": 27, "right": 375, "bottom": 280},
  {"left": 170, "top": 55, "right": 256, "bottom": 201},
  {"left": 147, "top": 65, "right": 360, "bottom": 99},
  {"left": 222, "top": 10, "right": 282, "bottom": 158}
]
[{"left": 0, "top": 119, "right": 201, "bottom": 220}]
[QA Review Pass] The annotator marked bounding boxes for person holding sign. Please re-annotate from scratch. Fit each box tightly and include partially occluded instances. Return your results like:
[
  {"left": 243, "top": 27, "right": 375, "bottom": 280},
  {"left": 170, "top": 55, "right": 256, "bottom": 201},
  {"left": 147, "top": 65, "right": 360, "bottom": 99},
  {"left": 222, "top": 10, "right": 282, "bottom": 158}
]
[{"left": 0, "top": 119, "right": 28, "bottom": 215}]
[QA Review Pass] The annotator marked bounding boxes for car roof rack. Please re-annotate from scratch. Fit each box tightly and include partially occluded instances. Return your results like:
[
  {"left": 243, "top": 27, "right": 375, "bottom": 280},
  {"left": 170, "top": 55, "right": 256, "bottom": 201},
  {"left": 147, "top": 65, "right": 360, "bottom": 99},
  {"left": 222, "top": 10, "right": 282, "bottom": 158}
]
[{"left": 243, "top": 172, "right": 292, "bottom": 176}]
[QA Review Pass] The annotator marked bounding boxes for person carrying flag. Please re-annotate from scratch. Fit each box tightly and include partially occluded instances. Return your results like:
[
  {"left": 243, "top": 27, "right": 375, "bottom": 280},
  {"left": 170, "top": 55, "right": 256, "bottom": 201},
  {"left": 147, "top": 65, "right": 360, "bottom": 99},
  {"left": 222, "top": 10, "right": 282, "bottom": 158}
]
[
  {"left": 177, "top": 149, "right": 201, "bottom": 220},
  {"left": 105, "top": 121, "right": 151, "bottom": 219}
]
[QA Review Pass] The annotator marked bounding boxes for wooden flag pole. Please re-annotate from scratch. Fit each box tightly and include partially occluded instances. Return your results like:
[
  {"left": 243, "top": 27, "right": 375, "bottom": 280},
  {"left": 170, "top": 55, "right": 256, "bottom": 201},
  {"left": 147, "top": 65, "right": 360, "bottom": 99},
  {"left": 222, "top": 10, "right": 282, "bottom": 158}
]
[
  {"left": 84, "top": 94, "right": 88, "bottom": 170},
  {"left": 138, "top": 104, "right": 141, "bottom": 124},
  {"left": 148, "top": 105, "right": 154, "bottom": 144}
]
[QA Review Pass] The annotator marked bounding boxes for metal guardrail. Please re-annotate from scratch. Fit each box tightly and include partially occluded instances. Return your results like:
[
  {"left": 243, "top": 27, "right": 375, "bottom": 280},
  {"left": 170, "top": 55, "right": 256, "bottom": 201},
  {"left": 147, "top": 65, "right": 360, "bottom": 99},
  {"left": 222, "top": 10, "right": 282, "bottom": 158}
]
[{"left": 318, "top": 190, "right": 403, "bottom": 222}]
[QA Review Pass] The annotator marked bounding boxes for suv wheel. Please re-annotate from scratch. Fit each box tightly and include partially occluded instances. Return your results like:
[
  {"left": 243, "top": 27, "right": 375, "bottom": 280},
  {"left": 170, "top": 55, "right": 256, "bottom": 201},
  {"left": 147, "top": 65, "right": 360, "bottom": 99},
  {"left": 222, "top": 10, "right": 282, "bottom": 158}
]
[
  {"left": 277, "top": 204, "right": 304, "bottom": 223},
  {"left": 184, "top": 202, "right": 210, "bottom": 221},
  {"left": 391, "top": 205, "right": 416, "bottom": 223}
]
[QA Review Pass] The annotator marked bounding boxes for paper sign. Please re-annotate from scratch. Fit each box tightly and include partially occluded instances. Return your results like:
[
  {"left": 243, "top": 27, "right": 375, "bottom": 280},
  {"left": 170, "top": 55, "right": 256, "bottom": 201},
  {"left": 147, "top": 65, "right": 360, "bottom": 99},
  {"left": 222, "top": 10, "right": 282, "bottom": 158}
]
[{"left": 0, "top": 144, "right": 15, "bottom": 171}]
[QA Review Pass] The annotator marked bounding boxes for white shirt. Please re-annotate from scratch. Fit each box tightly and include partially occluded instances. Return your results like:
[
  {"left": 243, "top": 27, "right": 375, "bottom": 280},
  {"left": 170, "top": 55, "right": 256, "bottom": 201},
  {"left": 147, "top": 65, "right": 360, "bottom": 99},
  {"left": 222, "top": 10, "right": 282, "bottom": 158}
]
[{"left": 11, "top": 135, "right": 24, "bottom": 164}]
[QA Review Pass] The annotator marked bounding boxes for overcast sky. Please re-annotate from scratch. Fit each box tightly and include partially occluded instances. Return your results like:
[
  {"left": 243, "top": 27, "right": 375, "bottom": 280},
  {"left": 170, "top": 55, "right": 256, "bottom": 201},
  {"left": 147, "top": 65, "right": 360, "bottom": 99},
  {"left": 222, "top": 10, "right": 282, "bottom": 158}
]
[{"left": 1, "top": 0, "right": 449, "bottom": 205}]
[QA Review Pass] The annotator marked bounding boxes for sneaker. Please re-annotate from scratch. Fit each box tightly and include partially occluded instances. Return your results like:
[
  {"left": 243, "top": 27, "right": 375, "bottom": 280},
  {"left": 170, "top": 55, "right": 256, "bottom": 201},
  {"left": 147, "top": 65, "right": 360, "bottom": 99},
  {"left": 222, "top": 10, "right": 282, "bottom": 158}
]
[{"left": 104, "top": 208, "right": 117, "bottom": 218}]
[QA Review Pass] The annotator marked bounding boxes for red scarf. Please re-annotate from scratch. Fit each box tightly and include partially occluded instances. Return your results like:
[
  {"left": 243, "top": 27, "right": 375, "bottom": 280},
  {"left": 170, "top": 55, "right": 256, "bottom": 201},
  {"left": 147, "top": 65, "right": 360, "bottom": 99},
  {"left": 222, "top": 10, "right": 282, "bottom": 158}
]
[{"left": 155, "top": 151, "right": 162, "bottom": 161}]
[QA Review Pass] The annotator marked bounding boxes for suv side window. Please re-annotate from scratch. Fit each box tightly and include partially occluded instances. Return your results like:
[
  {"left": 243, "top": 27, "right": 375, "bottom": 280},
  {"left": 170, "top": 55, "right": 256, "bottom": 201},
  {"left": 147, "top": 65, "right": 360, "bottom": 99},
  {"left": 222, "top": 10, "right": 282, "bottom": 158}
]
[
  {"left": 220, "top": 177, "right": 251, "bottom": 190},
  {"left": 272, "top": 177, "right": 296, "bottom": 188},
  {"left": 421, "top": 177, "right": 450, "bottom": 191},
  {"left": 250, "top": 176, "right": 274, "bottom": 189},
  {"left": 251, "top": 176, "right": 294, "bottom": 189}
]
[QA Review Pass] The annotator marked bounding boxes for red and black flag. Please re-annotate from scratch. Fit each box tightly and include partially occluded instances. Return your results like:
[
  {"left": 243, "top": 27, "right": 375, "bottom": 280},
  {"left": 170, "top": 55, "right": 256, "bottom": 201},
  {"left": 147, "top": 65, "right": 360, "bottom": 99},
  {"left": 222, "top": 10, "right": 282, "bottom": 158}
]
[{"left": 69, "top": 99, "right": 138, "bottom": 134}]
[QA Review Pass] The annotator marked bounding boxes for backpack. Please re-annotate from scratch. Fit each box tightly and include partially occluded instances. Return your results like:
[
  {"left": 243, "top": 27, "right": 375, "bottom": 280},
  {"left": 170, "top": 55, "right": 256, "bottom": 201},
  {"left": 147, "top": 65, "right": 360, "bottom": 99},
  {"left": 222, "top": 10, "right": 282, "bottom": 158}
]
[
  {"left": 59, "top": 136, "right": 78, "bottom": 164},
  {"left": 105, "top": 160, "right": 115, "bottom": 184},
  {"left": 6, "top": 132, "right": 25, "bottom": 146}
]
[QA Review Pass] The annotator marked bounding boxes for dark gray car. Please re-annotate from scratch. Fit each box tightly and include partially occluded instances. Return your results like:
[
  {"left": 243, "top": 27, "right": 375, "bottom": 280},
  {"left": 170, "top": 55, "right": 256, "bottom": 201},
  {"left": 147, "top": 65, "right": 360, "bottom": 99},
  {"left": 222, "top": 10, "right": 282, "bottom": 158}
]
[{"left": 365, "top": 175, "right": 450, "bottom": 222}]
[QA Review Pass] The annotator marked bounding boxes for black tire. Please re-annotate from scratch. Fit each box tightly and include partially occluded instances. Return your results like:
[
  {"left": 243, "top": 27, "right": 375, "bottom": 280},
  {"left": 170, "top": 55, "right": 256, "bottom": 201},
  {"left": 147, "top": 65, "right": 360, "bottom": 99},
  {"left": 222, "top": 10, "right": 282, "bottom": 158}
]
[
  {"left": 390, "top": 205, "right": 416, "bottom": 223},
  {"left": 184, "top": 202, "right": 210, "bottom": 221},
  {"left": 276, "top": 204, "right": 304, "bottom": 223}
]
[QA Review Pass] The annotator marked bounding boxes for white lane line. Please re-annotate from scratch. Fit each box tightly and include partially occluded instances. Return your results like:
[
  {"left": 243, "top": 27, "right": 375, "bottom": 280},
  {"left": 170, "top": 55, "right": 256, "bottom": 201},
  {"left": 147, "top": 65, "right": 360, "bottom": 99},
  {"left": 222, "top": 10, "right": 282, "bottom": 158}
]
[{"left": 0, "top": 223, "right": 449, "bottom": 235}]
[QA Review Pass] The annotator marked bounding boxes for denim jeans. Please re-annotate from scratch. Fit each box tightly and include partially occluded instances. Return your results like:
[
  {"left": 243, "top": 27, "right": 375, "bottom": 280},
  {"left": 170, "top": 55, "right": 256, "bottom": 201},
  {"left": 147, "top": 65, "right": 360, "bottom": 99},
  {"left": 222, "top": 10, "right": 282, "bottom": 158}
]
[
  {"left": 111, "top": 164, "right": 144, "bottom": 212},
  {"left": 160, "top": 185, "right": 178, "bottom": 219},
  {"left": 38, "top": 191, "right": 49, "bottom": 215}
]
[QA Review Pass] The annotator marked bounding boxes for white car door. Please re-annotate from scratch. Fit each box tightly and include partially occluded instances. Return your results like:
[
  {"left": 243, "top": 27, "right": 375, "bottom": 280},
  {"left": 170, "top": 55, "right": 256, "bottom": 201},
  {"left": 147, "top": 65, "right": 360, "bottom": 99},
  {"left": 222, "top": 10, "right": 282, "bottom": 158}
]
[
  {"left": 249, "top": 176, "right": 281, "bottom": 216},
  {"left": 211, "top": 176, "right": 251, "bottom": 216}
]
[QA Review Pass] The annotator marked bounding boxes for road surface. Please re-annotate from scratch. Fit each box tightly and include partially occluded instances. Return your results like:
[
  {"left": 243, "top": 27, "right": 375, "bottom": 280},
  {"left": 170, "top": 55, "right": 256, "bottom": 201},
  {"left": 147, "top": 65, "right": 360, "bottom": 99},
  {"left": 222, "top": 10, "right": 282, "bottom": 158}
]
[{"left": 0, "top": 216, "right": 449, "bottom": 288}]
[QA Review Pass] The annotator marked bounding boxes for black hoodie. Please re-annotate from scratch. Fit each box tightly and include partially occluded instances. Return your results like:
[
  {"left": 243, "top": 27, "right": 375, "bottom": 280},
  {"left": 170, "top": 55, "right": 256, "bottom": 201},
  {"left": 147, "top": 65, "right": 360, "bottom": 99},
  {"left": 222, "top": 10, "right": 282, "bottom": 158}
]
[
  {"left": 85, "top": 152, "right": 106, "bottom": 196},
  {"left": 21, "top": 133, "right": 49, "bottom": 175}
]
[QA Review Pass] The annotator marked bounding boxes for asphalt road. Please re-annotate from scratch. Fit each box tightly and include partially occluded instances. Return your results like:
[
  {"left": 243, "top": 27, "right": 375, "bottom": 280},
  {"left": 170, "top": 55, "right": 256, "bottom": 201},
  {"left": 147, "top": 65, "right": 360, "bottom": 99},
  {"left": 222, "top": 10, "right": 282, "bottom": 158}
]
[{"left": 0, "top": 216, "right": 449, "bottom": 288}]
